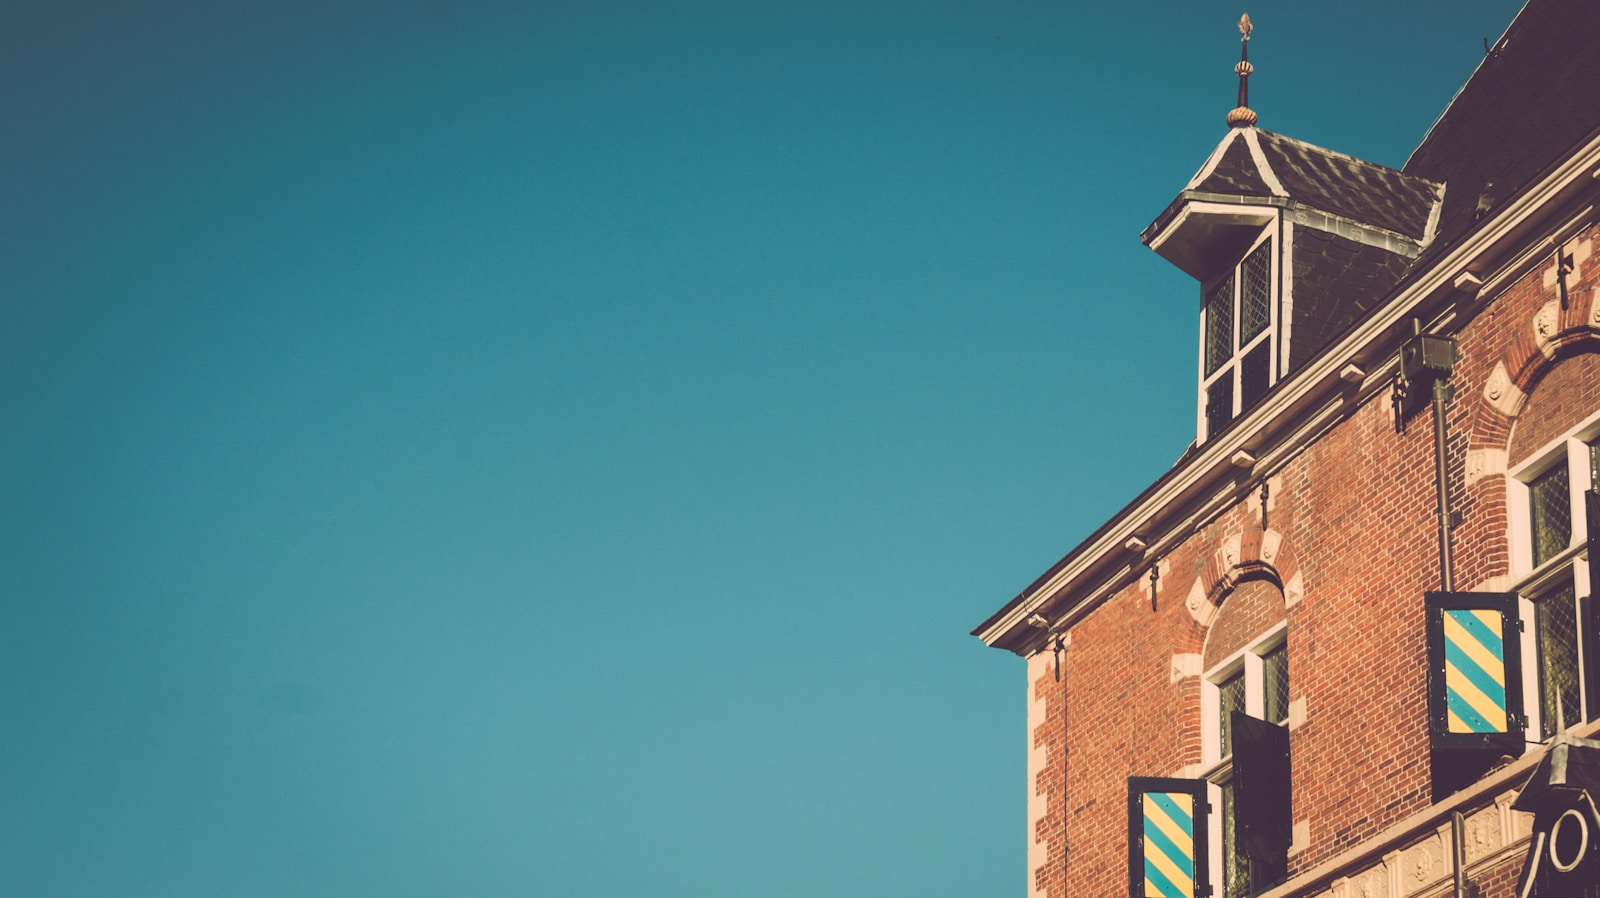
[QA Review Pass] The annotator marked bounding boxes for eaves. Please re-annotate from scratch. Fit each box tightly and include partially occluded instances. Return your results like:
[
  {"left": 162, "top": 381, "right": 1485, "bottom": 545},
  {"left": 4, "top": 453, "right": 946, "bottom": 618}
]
[{"left": 973, "top": 129, "right": 1600, "bottom": 657}]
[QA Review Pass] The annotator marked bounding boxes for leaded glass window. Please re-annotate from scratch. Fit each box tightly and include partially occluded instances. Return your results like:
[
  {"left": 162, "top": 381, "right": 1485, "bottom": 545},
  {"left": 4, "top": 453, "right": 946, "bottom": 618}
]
[
  {"left": 1240, "top": 343, "right": 1271, "bottom": 412},
  {"left": 1537, "top": 582, "right": 1581, "bottom": 737},
  {"left": 1198, "top": 232, "right": 1277, "bottom": 443},
  {"left": 1530, "top": 463, "right": 1572, "bottom": 567},
  {"left": 1220, "top": 782, "right": 1249, "bottom": 898},
  {"left": 1262, "top": 644, "right": 1289, "bottom": 725},
  {"left": 1218, "top": 670, "right": 1246, "bottom": 758},
  {"left": 1206, "top": 275, "right": 1235, "bottom": 377},
  {"left": 1208, "top": 379, "right": 1235, "bottom": 443},
  {"left": 1513, "top": 428, "right": 1600, "bottom": 741},
  {"left": 1239, "top": 242, "right": 1272, "bottom": 344}
]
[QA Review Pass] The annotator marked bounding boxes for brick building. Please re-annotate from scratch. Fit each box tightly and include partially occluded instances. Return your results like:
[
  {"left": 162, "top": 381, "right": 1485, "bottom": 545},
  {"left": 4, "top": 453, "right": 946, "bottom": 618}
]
[{"left": 971, "top": 3, "right": 1600, "bottom": 897}]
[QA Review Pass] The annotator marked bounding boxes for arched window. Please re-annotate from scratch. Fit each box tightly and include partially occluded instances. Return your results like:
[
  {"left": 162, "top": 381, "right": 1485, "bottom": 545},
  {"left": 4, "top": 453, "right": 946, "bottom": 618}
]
[
  {"left": 1201, "top": 578, "right": 1290, "bottom": 898},
  {"left": 1508, "top": 386, "right": 1600, "bottom": 738}
]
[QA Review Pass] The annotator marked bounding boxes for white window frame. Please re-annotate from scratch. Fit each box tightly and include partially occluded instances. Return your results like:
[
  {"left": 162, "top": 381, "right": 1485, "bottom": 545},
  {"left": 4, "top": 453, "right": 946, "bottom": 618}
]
[
  {"left": 1202, "top": 626, "right": 1289, "bottom": 767},
  {"left": 1197, "top": 223, "right": 1280, "bottom": 444},
  {"left": 1201, "top": 625, "right": 1288, "bottom": 898},
  {"left": 1508, "top": 409, "right": 1600, "bottom": 740}
]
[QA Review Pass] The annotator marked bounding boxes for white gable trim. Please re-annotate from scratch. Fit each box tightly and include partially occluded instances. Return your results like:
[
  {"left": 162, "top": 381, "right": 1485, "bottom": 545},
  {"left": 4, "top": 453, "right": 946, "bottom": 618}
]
[
  {"left": 1185, "top": 129, "right": 1245, "bottom": 191},
  {"left": 1242, "top": 129, "right": 1289, "bottom": 198}
]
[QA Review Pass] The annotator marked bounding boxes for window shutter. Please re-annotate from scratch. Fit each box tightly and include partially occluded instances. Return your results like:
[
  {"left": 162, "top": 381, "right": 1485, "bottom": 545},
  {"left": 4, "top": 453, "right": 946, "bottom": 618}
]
[
  {"left": 1231, "top": 712, "right": 1290, "bottom": 887},
  {"left": 1425, "top": 591, "right": 1525, "bottom": 752},
  {"left": 1129, "top": 777, "right": 1211, "bottom": 898},
  {"left": 1585, "top": 491, "right": 1600, "bottom": 722}
]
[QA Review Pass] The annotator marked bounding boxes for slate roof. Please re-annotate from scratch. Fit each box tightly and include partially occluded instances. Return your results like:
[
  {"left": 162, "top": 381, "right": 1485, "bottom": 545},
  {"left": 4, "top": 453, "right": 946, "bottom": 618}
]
[
  {"left": 1403, "top": 0, "right": 1600, "bottom": 261},
  {"left": 1183, "top": 129, "right": 1439, "bottom": 242}
]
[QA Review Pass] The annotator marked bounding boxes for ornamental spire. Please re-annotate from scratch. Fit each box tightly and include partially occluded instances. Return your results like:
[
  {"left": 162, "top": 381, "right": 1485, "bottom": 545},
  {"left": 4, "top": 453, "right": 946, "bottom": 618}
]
[{"left": 1226, "top": 14, "right": 1258, "bottom": 128}]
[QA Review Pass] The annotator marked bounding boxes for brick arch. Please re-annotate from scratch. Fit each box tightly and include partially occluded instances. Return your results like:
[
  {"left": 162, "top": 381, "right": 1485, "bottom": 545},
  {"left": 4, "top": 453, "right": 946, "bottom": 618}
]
[
  {"left": 1466, "top": 313, "right": 1600, "bottom": 459},
  {"left": 1201, "top": 577, "right": 1288, "bottom": 669},
  {"left": 1201, "top": 528, "right": 1301, "bottom": 605},
  {"left": 1175, "top": 528, "right": 1304, "bottom": 657},
  {"left": 1508, "top": 351, "right": 1600, "bottom": 460}
]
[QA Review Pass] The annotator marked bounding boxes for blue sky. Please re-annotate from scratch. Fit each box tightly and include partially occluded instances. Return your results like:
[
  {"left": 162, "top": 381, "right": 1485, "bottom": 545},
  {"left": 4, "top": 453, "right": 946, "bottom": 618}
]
[{"left": 4, "top": 1, "right": 1524, "bottom": 895}]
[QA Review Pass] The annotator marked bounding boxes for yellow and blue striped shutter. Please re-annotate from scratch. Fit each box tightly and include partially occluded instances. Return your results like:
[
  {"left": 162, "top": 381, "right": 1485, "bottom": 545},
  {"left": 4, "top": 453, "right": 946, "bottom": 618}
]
[
  {"left": 1129, "top": 778, "right": 1210, "bottom": 898},
  {"left": 1426, "top": 592, "right": 1524, "bottom": 753}
]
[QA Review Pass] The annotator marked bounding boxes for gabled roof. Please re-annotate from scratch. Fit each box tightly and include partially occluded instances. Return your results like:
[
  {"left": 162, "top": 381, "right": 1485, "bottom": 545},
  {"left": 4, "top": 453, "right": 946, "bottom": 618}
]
[
  {"left": 1251, "top": 131, "right": 1438, "bottom": 241},
  {"left": 1403, "top": 0, "right": 1600, "bottom": 262},
  {"left": 1142, "top": 129, "right": 1439, "bottom": 280},
  {"left": 974, "top": 0, "right": 1600, "bottom": 655}
]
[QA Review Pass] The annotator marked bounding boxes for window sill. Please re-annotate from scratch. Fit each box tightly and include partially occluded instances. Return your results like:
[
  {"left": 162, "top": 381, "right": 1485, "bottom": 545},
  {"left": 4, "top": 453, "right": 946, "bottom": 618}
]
[{"left": 1514, "top": 541, "right": 1586, "bottom": 593}]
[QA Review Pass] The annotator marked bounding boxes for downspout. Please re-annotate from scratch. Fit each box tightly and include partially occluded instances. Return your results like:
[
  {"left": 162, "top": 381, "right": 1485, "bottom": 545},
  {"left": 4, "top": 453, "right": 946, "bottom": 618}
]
[
  {"left": 1402, "top": 326, "right": 1459, "bottom": 592},
  {"left": 1450, "top": 809, "right": 1472, "bottom": 898},
  {"left": 1433, "top": 374, "right": 1456, "bottom": 592}
]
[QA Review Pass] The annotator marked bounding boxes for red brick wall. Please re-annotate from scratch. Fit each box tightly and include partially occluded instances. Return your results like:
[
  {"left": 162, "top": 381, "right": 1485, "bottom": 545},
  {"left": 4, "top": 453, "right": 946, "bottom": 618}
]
[
  {"left": 1508, "top": 351, "right": 1600, "bottom": 460},
  {"left": 1203, "top": 579, "right": 1287, "bottom": 669},
  {"left": 1031, "top": 223, "right": 1600, "bottom": 896}
]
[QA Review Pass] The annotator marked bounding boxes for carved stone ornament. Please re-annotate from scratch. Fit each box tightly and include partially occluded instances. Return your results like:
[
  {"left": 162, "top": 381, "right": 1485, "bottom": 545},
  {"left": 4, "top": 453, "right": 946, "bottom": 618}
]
[
  {"left": 1590, "top": 285, "right": 1600, "bottom": 327},
  {"left": 1403, "top": 834, "right": 1444, "bottom": 890},
  {"left": 1534, "top": 298, "right": 1562, "bottom": 355},
  {"left": 1465, "top": 448, "right": 1508, "bottom": 488},
  {"left": 1353, "top": 864, "right": 1389, "bottom": 898},
  {"left": 1221, "top": 534, "right": 1242, "bottom": 570},
  {"left": 1259, "top": 529, "right": 1282, "bottom": 567},
  {"left": 1187, "top": 578, "right": 1216, "bottom": 627},
  {"left": 1482, "top": 360, "right": 1525, "bottom": 417},
  {"left": 1464, "top": 807, "right": 1503, "bottom": 861}
]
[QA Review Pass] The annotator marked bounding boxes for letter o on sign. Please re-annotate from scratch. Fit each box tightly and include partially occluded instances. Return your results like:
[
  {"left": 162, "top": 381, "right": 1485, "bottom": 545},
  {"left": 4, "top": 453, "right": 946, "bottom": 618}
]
[{"left": 1550, "top": 808, "right": 1589, "bottom": 873}]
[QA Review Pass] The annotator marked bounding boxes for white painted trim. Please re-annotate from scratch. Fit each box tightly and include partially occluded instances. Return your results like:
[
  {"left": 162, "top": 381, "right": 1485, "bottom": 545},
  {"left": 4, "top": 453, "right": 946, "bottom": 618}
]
[
  {"left": 1508, "top": 410, "right": 1600, "bottom": 738},
  {"left": 1201, "top": 625, "right": 1289, "bottom": 766},
  {"left": 1026, "top": 651, "right": 1052, "bottom": 898},
  {"left": 1146, "top": 201, "right": 1278, "bottom": 254},
  {"left": 1186, "top": 129, "right": 1244, "bottom": 191},
  {"left": 1423, "top": 181, "right": 1446, "bottom": 248},
  {"left": 1241, "top": 129, "right": 1289, "bottom": 198},
  {"left": 1280, "top": 218, "right": 1295, "bottom": 380},
  {"left": 976, "top": 132, "right": 1600, "bottom": 653}
]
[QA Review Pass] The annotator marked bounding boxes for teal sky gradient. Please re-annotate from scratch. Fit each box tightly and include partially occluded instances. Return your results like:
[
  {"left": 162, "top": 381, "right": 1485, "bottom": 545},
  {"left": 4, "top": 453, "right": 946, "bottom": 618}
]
[{"left": 4, "top": 1, "right": 1523, "bottom": 895}]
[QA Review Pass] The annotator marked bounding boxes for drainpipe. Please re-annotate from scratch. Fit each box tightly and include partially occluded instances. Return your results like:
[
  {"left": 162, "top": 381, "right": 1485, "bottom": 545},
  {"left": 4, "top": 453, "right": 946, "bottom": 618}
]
[
  {"left": 1401, "top": 328, "right": 1459, "bottom": 592},
  {"left": 1450, "top": 809, "right": 1471, "bottom": 898},
  {"left": 1433, "top": 375, "right": 1456, "bottom": 592}
]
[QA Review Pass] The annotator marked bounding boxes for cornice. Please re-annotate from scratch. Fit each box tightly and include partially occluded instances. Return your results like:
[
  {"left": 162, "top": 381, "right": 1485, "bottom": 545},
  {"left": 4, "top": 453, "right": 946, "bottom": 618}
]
[{"left": 975, "top": 133, "right": 1600, "bottom": 655}]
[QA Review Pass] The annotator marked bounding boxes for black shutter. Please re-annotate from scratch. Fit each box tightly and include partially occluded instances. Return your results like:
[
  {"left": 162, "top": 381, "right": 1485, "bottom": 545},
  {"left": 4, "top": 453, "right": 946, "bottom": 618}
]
[
  {"left": 1585, "top": 492, "right": 1600, "bottom": 722},
  {"left": 1231, "top": 712, "right": 1290, "bottom": 892},
  {"left": 1129, "top": 777, "right": 1211, "bottom": 898},
  {"left": 1425, "top": 591, "right": 1525, "bottom": 753}
]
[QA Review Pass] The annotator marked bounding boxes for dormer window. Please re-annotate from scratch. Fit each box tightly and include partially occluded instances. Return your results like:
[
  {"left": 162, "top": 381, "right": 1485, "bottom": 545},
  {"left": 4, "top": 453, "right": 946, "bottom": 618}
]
[{"left": 1201, "top": 234, "right": 1278, "bottom": 440}]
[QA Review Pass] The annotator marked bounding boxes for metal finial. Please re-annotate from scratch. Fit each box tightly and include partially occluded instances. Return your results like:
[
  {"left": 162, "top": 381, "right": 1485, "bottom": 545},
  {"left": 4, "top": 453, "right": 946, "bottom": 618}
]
[{"left": 1227, "top": 13, "right": 1258, "bottom": 128}]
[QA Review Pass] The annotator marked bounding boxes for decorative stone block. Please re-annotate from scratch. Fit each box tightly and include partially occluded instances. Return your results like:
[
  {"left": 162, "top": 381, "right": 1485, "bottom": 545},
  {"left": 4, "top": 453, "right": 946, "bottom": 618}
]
[
  {"left": 1482, "top": 360, "right": 1526, "bottom": 417},
  {"left": 1259, "top": 529, "right": 1282, "bottom": 567},
  {"left": 1464, "top": 448, "right": 1507, "bottom": 488},
  {"left": 1401, "top": 834, "right": 1445, "bottom": 895},
  {"left": 1284, "top": 570, "right": 1305, "bottom": 608},
  {"left": 1463, "top": 805, "right": 1503, "bottom": 861},
  {"left": 1351, "top": 864, "right": 1389, "bottom": 898},
  {"left": 1170, "top": 653, "right": 1202, "bottom": 684},
  {"left": 1187, "top": 578, "right": 1216, "bottom": 628},
  {"left": 1534, "top": 298, "right": 1562, "bottom": 358}
]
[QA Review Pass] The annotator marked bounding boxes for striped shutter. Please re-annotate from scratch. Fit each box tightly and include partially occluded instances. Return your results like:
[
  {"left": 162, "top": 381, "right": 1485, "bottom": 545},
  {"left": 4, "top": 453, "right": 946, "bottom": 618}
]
[
  {"left": 1425, "top": 591, "right": 1525, "bottom": 752},
  {"left": 1128, "top": 777, "right": 1210, "bottom": 898}
]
